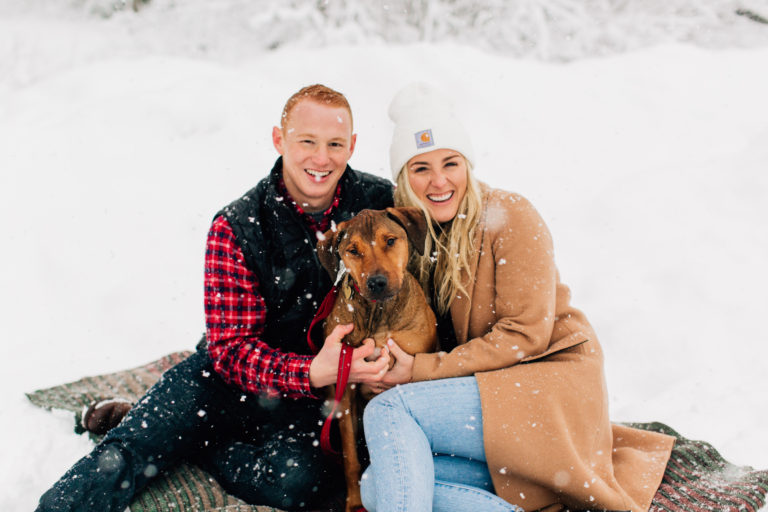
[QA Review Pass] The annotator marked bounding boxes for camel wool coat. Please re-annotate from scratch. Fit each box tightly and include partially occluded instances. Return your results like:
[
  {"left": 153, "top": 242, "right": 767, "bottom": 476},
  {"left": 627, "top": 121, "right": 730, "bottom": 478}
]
[{"left": 411, "top": 184, "right": 675, "bottom": 512}]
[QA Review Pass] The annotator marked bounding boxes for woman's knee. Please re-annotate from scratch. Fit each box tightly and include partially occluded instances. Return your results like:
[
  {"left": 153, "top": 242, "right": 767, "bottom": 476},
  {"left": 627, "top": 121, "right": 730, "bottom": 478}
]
[
  {"left": 362, "top": 386, "right": 406, "bottom": 432},
  {"left": 359, "top": 466, "right": 377, "bottom": 511}
]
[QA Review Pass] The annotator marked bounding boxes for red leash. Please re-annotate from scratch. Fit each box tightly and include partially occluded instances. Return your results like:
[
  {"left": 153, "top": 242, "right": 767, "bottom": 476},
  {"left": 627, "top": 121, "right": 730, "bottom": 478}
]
[
  {"left": 307, "top": 284, "right": 353, "bottom": 457},
  {"left": 307, "top": 283, "right": 370, "bottom": 512},
  {"left": 306, "top": 285, "right": 339, "bottom": 354},
  {"left": 320, "top": 342, "right": 353, "bottom": 456}
]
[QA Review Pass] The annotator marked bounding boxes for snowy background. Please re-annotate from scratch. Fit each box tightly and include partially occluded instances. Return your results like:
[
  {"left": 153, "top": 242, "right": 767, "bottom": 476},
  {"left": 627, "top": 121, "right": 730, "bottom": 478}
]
[{"left": 1, "top": 1, "right": 768, "bottom": 510}]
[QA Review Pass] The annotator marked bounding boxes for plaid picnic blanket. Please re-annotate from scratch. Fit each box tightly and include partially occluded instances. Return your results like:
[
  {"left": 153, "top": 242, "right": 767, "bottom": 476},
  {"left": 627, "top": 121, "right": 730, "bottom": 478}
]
[{"left": 27, "top": 352, "right": 768, "bottom": 512}]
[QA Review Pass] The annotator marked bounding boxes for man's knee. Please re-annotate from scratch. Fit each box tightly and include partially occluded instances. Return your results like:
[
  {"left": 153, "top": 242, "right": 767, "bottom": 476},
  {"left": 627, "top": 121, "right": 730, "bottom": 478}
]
[{"left": 36, "top": 442, "right": 135, "bottom": 512}]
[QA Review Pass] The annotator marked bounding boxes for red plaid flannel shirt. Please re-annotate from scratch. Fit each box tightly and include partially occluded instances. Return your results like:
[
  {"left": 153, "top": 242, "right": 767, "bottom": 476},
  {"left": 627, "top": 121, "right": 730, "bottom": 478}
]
[{"left": 204, "top": 181, "right": 340, "bottom": 399}]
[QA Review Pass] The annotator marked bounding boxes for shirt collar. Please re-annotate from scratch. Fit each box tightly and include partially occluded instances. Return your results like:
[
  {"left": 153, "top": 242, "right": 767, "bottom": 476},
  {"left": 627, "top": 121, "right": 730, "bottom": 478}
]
[{"left": 277, "top": 176, "right": 341, "bottom": 236}]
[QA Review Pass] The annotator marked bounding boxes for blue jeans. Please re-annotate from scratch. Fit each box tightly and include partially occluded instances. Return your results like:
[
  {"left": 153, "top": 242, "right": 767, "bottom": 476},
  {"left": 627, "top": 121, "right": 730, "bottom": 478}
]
[{"left": 361, "top": 377, "right": 524, "bottom": 512}]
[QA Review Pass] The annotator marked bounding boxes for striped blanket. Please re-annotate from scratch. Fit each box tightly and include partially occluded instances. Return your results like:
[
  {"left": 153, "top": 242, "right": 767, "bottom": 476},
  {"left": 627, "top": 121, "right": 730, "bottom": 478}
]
[{"left": 27, "top": 352, "right": 768, "bottom": 512}]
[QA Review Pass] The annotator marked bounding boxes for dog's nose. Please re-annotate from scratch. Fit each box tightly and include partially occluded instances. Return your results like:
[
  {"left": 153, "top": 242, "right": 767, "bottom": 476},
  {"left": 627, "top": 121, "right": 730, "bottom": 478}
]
[{"left": 366, "top": 275, "right": 388, "bottom": 295}]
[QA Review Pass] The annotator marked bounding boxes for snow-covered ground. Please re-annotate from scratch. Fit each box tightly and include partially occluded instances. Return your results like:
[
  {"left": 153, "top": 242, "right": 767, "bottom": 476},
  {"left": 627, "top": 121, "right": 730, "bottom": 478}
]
[{"left": 1, "top": 3, "right": 767, "bottom": 511}]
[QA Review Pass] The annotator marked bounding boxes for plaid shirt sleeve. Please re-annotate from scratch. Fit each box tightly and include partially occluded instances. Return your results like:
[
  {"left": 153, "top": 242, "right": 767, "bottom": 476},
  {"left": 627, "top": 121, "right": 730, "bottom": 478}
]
[{"left": 204, "top": 215, "right": 320, "bottom": 400}]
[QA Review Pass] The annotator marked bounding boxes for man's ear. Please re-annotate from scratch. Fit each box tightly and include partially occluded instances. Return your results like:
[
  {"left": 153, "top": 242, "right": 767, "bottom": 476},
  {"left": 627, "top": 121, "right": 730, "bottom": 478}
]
[
  {"left": 272, "top": 126, "right": 284, "bottom": 154},
  {"left": 386, "top": 207, "right": 428, "bottom": 256},
  {"left": 316, "top": 227, "right": 342, "bottom": 278}
]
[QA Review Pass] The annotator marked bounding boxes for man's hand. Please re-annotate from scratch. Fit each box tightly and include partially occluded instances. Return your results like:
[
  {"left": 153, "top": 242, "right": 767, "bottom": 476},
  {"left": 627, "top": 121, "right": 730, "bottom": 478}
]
[{"left": 309, "top": 324, "right": 390, "bottom": 388}]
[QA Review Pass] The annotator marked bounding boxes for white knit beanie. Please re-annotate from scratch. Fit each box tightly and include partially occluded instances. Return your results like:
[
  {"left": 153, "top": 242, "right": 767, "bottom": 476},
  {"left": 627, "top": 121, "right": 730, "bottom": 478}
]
[{"left": 388, "top": 82, "right": 475, "bottom": 181}]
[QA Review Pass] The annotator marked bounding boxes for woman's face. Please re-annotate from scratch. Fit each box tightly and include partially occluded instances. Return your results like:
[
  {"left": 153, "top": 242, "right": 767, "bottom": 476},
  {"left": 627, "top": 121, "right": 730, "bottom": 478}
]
[{"left": 406, "top": 148, "right": 468, "bottom": 223}]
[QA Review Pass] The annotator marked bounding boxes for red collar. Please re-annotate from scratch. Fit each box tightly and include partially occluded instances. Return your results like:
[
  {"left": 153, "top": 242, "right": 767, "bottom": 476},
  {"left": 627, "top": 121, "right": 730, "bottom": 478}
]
[{"left": 345, "top": 275, "right": 375, "bottom": 303}]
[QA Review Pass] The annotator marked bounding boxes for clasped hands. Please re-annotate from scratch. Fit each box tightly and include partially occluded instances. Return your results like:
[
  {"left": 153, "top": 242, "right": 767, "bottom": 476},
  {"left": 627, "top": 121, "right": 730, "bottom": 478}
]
[{"left": 309, "top": 323, "right": 413, "bottom": 395}]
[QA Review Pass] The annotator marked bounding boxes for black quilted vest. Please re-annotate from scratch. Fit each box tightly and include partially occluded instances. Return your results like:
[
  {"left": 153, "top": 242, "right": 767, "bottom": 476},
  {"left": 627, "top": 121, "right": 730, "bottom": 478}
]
[{"left": 216, "top": 157, "right": 394, "bottom": 355}]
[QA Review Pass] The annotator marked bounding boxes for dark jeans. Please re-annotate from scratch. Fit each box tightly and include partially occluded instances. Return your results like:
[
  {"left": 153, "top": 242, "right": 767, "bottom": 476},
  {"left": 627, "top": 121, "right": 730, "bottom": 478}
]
[{"left": 36, "top": 347, "right": 343, "bottom": 512}]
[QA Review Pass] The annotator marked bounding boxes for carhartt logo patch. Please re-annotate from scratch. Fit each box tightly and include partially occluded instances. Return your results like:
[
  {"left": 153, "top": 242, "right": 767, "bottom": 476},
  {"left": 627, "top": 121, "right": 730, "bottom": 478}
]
[{"left": 415, "top": 129, "right": 434, "bottom": 149}]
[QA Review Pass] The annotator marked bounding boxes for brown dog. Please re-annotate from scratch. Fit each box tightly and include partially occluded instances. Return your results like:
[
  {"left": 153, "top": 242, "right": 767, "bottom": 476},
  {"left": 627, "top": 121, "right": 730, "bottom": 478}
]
[{"left": 316, "top": 207, "right": 438, "bottom": 512}]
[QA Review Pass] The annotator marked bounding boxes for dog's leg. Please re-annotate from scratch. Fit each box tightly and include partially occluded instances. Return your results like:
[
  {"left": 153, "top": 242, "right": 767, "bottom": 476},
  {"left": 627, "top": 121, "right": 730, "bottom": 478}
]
[{"left": 338, "top": 387, "right": 363, "bottom": 512}]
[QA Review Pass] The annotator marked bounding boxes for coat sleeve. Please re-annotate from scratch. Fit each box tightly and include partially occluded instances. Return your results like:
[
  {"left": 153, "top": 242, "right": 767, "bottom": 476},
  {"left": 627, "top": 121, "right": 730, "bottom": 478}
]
[{"left": 411, "top": 193, "right": 559, "bottom": 381}]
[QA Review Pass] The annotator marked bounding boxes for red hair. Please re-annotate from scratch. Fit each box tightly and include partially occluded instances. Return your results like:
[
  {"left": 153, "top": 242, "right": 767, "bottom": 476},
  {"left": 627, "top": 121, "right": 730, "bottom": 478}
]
[{"left": 281, "top": 84, "right": 353, "bottom": 131}]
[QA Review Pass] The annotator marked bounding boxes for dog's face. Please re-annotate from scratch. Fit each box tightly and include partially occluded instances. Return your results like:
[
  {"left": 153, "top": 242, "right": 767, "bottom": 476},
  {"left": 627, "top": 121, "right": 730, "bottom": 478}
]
[{"left": 317, "top": 207, "right": 427, "bottom": 302}]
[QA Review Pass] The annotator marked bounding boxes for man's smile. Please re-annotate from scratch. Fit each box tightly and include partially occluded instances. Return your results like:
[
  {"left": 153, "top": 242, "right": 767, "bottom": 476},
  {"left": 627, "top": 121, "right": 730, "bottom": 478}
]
[{"left": 305, "top": 168, "right": 332, "bottom": 181}]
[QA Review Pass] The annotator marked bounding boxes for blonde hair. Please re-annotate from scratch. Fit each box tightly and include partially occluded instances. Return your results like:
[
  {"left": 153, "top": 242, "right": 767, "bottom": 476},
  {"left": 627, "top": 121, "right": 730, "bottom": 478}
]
[{"left": 394, "top": 158, "right": 483, "bottom": 315}]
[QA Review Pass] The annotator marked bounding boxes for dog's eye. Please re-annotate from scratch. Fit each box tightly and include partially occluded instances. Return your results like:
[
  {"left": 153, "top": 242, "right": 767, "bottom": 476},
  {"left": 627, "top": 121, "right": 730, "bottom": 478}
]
[
  {"left": 386, "top": 237, "right": 396, "bottom": 247},
  {"left": 347, "top": 247, "right": 359, "bottom": 256}
]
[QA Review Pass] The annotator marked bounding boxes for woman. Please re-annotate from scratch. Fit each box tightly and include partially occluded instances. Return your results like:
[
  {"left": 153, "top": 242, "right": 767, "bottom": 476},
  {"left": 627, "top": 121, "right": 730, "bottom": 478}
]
[{"left": 360, "top": 83, "right": 675, "bottom": 512}]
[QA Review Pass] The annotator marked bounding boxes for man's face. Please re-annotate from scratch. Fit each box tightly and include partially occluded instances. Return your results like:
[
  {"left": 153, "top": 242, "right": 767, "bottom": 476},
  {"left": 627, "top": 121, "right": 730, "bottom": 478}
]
[{"left": 272, "top": 100, "right": 356, "bottom": 213}]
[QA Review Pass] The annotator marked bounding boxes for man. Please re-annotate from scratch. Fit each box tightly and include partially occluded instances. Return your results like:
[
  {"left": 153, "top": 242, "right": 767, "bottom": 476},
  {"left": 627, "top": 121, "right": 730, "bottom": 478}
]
[{"left": 37, "top": 84, "right": 394, "bottom": 512}]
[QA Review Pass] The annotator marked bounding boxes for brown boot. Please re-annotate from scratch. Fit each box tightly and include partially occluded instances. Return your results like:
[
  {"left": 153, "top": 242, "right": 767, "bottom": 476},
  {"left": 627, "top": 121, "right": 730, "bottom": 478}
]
[{"left": 81, "top": 398, "right": 133, "bottom": 435}]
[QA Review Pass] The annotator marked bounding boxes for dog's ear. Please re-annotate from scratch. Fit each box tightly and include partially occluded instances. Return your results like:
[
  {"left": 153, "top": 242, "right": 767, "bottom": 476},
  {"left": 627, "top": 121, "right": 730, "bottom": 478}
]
[
  {"left": 386, "top": 207, "right": 428, "bottom": 256},
  {"left": 316, "top": 225, "right": 344, "bottom": 278}
]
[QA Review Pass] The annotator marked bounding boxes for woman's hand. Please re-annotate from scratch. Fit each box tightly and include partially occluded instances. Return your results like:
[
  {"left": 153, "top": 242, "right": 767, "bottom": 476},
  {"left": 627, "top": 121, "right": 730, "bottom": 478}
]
[
  {"left": 366, "top": 338, "right": 415, "bottom": 395},
  {"left": 309, "top": 324, "right": 390, "bottom": 388},
  {"left": 380, "top": 338, "right": 414, "bottom": 387}
]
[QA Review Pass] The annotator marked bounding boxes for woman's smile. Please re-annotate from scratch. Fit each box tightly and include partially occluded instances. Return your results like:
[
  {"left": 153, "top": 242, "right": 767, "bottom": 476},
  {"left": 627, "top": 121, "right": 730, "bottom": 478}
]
[{"left": 426, "top": 191, "right": 454, "bottom": 203}]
